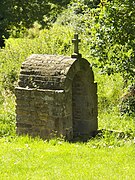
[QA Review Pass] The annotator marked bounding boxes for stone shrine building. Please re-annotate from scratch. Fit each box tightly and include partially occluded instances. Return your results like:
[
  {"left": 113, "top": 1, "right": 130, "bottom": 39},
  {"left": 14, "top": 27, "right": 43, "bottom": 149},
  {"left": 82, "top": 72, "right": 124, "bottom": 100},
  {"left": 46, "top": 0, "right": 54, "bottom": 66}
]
[{"left": 15, "top": 34, "right": 98, "bottom": 140}]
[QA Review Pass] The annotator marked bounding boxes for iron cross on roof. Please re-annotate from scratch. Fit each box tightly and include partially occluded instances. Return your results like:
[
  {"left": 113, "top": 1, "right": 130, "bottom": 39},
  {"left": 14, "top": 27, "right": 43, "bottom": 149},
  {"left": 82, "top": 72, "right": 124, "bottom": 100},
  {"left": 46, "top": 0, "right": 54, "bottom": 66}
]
[{"left": 71, "top": 33, "right": 82, "bottom": 58}]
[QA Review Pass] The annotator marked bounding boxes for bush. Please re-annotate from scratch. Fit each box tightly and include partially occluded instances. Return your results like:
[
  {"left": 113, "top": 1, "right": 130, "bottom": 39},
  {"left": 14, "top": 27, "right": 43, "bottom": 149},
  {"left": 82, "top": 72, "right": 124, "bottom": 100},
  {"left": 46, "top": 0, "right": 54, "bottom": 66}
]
[{"left": 120, "top": 84, "right": 135, "bottom": 116}]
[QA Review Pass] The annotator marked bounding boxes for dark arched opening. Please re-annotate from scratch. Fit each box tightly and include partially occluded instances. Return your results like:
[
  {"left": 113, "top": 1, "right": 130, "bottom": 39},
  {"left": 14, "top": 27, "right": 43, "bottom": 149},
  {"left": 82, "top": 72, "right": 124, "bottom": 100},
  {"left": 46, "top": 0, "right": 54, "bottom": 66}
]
[{"left": 72, "top": 72, "right": 89, "bottom": 137}]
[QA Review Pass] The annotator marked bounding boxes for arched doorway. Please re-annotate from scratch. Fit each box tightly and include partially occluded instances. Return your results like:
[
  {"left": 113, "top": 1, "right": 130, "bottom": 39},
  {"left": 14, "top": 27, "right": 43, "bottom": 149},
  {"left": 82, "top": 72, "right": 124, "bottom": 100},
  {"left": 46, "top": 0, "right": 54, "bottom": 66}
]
[{"left": 72, "top": 72, "right": 89, "bottom": 137}]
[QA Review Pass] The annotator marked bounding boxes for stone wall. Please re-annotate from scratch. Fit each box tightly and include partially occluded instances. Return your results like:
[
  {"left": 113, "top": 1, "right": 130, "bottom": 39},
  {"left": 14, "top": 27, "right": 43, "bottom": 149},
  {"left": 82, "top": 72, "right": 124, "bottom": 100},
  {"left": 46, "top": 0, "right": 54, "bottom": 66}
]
[{"left": 16, "top": 87, "right": 72, "bottom": 139}]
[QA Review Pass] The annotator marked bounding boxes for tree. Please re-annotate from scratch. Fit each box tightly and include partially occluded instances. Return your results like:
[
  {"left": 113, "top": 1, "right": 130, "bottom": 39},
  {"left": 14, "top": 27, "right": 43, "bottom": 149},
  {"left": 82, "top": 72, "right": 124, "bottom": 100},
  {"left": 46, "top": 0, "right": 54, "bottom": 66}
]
[
  {"left": 0, "top": 0, "right": 71, "bottom": 47},
  {"left": 89, "top": 0, "right": 135, "bottom": 82}
]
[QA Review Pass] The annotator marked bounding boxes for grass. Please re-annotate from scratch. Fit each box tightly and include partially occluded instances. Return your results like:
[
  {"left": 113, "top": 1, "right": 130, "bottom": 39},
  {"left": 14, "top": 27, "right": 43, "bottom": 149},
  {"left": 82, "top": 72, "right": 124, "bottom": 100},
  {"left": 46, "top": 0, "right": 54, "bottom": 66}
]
[
  {"left": 98, "top": 108, "right": 135, "bottom": 133},
  {"left": 0, "top": 136, "right": 135, "bottom": 180},
  {"left": 0, "top": 92, "right": 16, "bottom": 137}
]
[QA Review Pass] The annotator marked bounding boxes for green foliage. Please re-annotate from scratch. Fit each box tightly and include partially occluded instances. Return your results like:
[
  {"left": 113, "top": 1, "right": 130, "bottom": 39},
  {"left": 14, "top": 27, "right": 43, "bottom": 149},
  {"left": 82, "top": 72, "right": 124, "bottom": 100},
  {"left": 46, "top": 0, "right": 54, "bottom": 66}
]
[
  {"left": 88, "top": 129, "right": 134, "bottom": 148},
  {"left": 0, "top": 92, "right": 16, "bottom": 137},
  {"left": 0, "top": 0, "right": 72, "bottom": 46},
  {"left": 56, "top": 0, "right": 135, "bottom": 83},
  {"left": 50, "top": 0, "right": 71, "bottom": 7},
  {"left": 121, "top": 96, "right": 135, "bottom": 116},
  {"left": 55, "top": 0, "right": 135, "bottom": 116},
  {"left": 99, "top": 108, "right": 135, "bottom": 133},
  {"left": 96, "top": 73, "right": 124, "bottom": 112},
  {"left": 89, "top": 0, "right": 135, "bottom": 81},
  {"left": 120, "top": 84, "right": 135, "bottom": 116},
  {"left": 55, "top": 0, "right": 92, "bottom": 33}
]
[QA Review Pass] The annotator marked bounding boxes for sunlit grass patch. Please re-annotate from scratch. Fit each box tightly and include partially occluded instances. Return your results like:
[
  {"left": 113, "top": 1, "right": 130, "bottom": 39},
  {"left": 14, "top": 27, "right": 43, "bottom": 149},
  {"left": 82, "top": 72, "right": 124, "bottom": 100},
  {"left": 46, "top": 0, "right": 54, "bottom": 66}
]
[{"left": 0, "top": 136, "right": 134, "bottom": 180}]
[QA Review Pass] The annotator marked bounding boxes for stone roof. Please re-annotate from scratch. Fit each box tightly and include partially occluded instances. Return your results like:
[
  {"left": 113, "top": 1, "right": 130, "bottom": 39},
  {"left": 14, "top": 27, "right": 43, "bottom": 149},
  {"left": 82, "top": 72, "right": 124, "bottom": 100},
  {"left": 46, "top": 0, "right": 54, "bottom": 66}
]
[{"left": 18, "top": 54, "right": 94, "bottom": 90}]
